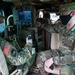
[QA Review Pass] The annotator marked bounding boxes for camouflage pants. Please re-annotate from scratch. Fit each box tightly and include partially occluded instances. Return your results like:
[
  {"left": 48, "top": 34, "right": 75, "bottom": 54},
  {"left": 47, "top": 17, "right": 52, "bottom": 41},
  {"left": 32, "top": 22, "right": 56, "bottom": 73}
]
[
  {"left": 36, "top": 50, "right": 75, "bottom": 75},
  {"left": 36, "top": 50, "right": 52, "bottom": 75}
]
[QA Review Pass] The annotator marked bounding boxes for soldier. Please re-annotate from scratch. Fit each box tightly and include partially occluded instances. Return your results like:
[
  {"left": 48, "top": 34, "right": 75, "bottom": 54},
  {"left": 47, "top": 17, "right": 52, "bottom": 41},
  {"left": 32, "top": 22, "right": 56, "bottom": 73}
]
[
  {"left": 36, "top": 2, "right": 75, "bottom": 75},
  {"left": 44, "top": 2, "right": 75, "bottom": 75}
]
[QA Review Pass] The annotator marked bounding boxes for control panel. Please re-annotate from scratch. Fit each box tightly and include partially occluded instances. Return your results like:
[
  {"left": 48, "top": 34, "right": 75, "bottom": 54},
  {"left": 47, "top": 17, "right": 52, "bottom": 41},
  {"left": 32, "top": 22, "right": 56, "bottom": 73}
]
[{"left": 12, "top": 5, "right": 36, "bottom": 27}]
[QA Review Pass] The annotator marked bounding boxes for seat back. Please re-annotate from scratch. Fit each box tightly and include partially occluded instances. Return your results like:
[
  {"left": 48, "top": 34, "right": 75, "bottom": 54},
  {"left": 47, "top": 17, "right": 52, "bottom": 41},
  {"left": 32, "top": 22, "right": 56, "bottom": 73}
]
[{"left": 0, "top": 47, "right": 9, "bottom": 75}]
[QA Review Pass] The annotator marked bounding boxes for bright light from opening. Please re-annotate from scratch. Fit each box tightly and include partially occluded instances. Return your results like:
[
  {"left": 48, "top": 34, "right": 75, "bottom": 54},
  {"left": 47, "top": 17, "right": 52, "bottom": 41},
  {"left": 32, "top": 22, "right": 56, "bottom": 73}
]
[
  {"left": 50, "top": 13, "right": 60, "bottom": 24},
  {"left": 39, "top": 11, "right": 43, "bottom": 18}
]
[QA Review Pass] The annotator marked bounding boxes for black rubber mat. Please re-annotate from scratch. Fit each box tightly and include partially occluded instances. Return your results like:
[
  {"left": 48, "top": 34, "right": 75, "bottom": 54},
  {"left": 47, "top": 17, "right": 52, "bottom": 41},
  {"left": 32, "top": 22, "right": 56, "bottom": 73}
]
[
  {"left": 27, "top": 71, "right": 57, "bottom": 75},
  {"left": 27, "top": 71, "right": 42, "bottom": 75}
]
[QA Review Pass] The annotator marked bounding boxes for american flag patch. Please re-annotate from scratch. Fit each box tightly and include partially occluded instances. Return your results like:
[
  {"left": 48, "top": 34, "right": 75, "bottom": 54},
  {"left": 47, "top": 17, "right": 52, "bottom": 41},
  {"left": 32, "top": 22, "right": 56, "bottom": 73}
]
[{"left": 3, "top": 44, "right": 11, "bottom": 55}]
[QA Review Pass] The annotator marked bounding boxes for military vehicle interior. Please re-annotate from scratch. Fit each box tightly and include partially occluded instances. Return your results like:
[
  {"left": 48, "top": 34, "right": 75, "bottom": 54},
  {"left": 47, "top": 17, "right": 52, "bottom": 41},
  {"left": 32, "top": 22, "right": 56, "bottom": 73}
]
[{"left": 0, "top": 0, "right": 75, "bottom": 75}]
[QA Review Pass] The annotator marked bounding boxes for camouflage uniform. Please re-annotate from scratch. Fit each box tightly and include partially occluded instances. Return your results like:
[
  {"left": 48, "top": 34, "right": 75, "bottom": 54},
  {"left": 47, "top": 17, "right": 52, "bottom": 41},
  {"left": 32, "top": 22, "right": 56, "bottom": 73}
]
[
  {"left": 0, "top": 37, "right": 36, "bottom": 67},
  {"left": 37, "top": 2, "right": 75, "bottom": 75}
]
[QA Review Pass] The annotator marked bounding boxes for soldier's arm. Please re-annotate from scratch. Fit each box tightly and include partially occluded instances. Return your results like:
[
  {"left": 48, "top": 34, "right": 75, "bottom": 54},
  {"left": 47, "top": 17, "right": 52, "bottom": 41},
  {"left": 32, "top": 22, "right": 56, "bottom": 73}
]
[
  {"left": 53, "top": 53, "right": 75, "bottom": 65},
  {"left": 0, "top": 37, "right": 35, "bottom": 66}
]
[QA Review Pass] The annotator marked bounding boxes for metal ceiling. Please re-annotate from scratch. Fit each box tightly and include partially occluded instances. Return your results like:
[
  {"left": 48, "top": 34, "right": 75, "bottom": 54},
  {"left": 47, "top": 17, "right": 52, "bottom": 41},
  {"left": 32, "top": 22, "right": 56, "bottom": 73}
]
[{"left": 0, "top": 0, "right": 75, "bottom": 12}]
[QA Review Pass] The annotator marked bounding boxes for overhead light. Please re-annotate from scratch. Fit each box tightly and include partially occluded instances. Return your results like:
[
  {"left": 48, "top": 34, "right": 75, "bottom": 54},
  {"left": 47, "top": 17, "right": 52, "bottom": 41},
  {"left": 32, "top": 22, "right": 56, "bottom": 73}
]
[
  {"left": 40, "top": 0, "right": 50, "bottom": 2},
  {"left": 3, "top": 0, "right": 11, "bottom": 2},
  {"left": 3, "top": 0, "right": 18, "bottom": 2}
]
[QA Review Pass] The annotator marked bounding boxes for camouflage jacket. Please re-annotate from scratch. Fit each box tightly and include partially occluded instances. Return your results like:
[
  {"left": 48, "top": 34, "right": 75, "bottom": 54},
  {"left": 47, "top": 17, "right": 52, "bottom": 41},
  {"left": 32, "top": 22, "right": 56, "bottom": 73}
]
[{"left": 0, "top": 38, "right": 36, "bottom": 66}]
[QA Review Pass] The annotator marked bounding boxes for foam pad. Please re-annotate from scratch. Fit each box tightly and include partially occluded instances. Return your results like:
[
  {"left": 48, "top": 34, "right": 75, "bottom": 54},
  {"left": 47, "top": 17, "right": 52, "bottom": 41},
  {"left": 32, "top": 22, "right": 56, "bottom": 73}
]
[{"left": 51, "top": 33, "right": 60, "bottom": 50}]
